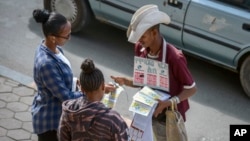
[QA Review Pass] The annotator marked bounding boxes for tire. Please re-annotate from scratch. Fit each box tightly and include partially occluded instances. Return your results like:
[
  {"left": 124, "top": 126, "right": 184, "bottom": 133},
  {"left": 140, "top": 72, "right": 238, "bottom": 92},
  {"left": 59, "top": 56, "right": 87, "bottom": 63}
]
[
  {"left": 240, "top": 55, "right": 250, "bottom": 98},
  {"left": 44, "top": 0, "right": 92, "bottom": 33}
]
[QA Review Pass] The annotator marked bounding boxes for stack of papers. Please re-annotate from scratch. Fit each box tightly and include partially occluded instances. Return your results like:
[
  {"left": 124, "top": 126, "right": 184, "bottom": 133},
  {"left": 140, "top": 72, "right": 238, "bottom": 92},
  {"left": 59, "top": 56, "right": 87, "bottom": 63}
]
[
  {"left": 128, "top": 86, "right": 170, "bottom": 141},
  {"left": 129, "top": 86, "right": 170, "bottom": 116},
  {"left": 101, "top": 85, "right": 124, "bottom": 108}
]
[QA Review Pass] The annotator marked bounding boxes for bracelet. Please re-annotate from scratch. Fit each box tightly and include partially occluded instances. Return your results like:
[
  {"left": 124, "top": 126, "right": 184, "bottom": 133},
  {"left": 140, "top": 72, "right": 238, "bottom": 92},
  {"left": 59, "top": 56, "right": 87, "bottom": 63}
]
[{"left": 171, "top": 96, "right": 180, "bottom": 104}]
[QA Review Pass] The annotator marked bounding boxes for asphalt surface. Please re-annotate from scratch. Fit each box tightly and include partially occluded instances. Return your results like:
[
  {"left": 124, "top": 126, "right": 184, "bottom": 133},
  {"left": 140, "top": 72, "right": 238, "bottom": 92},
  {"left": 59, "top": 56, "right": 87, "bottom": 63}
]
[{"left": 1, "top": 0, "right": 250, "bottom": 141}]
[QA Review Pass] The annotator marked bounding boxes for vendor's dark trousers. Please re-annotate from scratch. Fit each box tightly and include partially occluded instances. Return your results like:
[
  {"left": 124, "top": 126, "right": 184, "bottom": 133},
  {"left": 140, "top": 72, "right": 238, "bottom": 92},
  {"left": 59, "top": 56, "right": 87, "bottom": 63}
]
[
  {"left": 38, "top": 130, "right": 58, "bottom": 141},
  {"left": 152, "top": 120, "right": 166, "bottom": 141}
]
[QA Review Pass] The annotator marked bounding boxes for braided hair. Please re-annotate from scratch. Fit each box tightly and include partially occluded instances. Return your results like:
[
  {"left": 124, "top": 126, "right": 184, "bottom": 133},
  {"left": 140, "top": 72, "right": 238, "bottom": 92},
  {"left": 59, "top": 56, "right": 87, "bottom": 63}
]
[{"left": 80, "top": 59, "right": 104, "bottom": 92}]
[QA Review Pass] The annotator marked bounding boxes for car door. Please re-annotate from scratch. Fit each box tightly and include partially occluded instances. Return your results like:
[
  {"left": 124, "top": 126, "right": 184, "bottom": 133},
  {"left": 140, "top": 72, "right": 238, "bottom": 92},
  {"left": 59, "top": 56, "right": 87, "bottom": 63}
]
[
  {"left": 159, "top": 0, "right": 191, "bottom": 49},
  {"left": 96, "top": 0, "right": 191, "bottom": 48},
  {"left": 182, "top": 0, "right": 250, "bottom": 69},
  {"left": 96, "top": 0, "right": 154, "bottom": 30}
]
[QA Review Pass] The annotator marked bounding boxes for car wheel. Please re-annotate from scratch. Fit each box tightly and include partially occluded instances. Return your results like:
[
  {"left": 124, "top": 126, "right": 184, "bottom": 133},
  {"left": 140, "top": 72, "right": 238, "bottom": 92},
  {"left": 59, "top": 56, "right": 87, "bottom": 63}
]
[
  {"left": 240, "top": 55, "right": 250, "bottom": 98},
  {"left": 44, "top": 0, "right": 92, "bottom": 33}
]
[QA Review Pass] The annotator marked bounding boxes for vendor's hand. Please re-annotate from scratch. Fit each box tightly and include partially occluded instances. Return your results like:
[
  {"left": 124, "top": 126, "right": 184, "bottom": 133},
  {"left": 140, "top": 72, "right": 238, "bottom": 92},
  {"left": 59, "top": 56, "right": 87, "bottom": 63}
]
[
  {"left": 110, "top": 76, "right": 126, "bottom": 86},
  {"left": 104, "top": 83, "right": 116, "bottom": 93},
  {"left": 153, "top": 99, "right": 171, "bottom": 118}
]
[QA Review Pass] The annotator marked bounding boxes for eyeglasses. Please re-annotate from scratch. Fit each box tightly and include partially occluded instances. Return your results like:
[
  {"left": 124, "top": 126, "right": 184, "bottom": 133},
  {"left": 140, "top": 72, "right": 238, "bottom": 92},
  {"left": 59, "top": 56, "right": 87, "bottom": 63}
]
[{"left": 52, "top": 34, "right": 71, "bottom": 40}]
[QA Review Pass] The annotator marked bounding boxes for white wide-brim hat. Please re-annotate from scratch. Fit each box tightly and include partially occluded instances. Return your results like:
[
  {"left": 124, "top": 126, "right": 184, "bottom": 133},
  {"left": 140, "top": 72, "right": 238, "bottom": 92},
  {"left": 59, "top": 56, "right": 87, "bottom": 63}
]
[{"left": 127, "top": 4, "right": 171, "bottom": 43}]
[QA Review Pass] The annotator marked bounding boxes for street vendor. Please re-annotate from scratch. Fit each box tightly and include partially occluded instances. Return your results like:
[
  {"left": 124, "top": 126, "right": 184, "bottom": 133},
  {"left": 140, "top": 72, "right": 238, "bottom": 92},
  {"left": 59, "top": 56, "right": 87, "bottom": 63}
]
[{"left": 111, "top": 4, "right": 197, "bottom": 140}]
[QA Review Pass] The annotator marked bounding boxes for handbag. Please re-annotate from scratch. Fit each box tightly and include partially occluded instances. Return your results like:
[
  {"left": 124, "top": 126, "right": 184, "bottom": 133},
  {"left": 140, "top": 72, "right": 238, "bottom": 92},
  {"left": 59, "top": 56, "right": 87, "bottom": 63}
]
[{"left": 165, "top": 98, "right": 188, "bottom": 141}]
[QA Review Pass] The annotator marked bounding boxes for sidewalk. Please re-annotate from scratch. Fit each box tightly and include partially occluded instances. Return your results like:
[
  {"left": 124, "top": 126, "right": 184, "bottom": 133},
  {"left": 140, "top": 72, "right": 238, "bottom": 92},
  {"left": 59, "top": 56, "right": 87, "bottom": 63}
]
[
  {"left": 0, "top": 75, "right": 37, "bottom": 141},
  {"left": 0, "top": 66, "right": 131, "bottom": 141}
]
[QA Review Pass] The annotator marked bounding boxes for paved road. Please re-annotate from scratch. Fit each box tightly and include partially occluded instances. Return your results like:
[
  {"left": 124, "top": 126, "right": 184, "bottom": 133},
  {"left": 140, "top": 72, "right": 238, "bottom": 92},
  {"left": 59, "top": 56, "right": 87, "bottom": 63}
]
[{"left": 0, "top": 0, "right": 250, "bottom": 141}]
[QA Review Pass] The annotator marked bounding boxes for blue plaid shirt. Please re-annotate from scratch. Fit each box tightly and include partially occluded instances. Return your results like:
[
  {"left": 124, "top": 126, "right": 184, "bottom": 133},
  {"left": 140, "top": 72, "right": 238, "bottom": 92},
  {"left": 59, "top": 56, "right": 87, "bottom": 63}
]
[{"left": 31, "top": 42, "right": 82, "bottom": 134}]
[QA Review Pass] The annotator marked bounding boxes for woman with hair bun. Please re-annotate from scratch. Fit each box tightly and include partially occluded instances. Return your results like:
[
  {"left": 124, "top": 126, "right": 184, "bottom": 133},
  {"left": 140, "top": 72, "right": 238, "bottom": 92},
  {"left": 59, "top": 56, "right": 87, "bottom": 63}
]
[
  {"left": 58, "top": 58, "right": 129, "bottom": 141},
  {"left": 31, "top": 9, "right": 83, "bottom": 141}
]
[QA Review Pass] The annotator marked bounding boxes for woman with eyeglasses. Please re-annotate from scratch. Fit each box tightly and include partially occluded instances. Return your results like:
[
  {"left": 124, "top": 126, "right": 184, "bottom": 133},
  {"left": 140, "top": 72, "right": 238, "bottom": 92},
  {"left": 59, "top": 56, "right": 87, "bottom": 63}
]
[
  {"left": 31, "top": 9, "right": 116, "bottom": 141},
  {"left": 31, "top": 9, "right": 82, "bottom": 141}
]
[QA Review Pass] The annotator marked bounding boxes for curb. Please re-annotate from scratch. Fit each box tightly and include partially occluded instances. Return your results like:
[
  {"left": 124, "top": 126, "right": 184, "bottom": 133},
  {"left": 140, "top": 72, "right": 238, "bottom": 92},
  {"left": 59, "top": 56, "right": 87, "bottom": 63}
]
[
  {"left": 0, "top": 65, "right": 36, "bottom": 90},
  {"left": 0, "top": 65, "right": 132, "bottom": 124}
]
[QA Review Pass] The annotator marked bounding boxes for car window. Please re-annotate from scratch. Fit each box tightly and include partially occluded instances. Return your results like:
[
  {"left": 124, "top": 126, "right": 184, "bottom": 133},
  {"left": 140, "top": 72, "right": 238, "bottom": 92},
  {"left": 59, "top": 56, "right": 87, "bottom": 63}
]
[{"left": 217, "top": 0, "right": 250, "bottom": 10}]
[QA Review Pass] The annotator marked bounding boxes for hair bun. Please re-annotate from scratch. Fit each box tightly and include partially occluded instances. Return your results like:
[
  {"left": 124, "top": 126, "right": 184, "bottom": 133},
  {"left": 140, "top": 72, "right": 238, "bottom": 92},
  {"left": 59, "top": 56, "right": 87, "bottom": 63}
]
[
  {"left": 33, "top": 9, "right": 50, "bottom": 24},
  {"left": 81, "top": 59, "right": 95, "bottom": 74}
]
